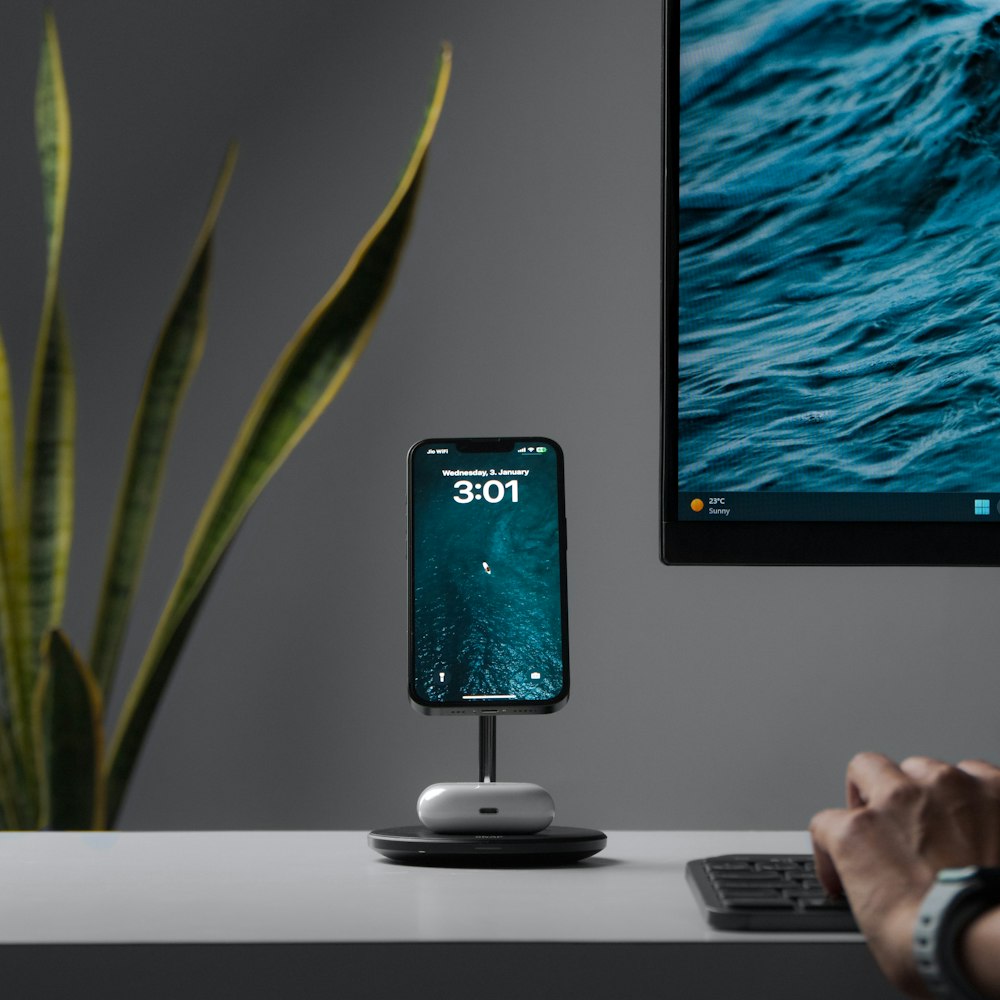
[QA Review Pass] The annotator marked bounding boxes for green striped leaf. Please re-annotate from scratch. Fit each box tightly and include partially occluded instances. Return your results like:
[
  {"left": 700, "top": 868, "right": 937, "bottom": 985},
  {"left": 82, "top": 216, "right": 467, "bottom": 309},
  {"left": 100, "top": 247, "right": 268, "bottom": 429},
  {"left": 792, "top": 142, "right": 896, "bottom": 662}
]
[
  {"left": 0, "top": 332, "right": 21, "bottom": 719},
  {"left": 0, "top": 332, "right": 26, "bottom": 827},
  {"left": 16, "top": 9, "right": 73, "bottom": 782},
  {"left": 22, "top": 298, "right": 75, "bottom": 678},
  {"left": 90, "top": 145, "right": 237, "bottom": 696},
  {"left": 36, "top": 9, "right": 70, "bottom": 281},
  {"left": 105, "top": 45, "right": 451, "bottom": 823},
  {"left": 0, "top": 717, "right": 21, "bottom": 829},
  {"left": 33, "top": 630, "right": 105, "bottom": 830},
  {"left": 26, "top": 5, "right": 72, "bottom": 643}
]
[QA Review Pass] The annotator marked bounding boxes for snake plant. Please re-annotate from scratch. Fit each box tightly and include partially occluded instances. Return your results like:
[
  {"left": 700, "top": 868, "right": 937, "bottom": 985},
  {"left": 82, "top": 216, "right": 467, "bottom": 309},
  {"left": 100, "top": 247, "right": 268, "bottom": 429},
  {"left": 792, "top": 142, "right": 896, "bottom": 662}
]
[{"left": 0, "top": 12, "right": 451, "bottom": 830}]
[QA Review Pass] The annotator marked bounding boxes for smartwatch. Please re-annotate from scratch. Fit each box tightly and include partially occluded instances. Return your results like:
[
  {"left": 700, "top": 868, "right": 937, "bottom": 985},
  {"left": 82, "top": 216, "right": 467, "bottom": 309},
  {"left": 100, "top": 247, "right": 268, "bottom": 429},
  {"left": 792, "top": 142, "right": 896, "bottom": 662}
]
[{"left": 913, "top": 866, "right": 1000, "bottom": 1000}]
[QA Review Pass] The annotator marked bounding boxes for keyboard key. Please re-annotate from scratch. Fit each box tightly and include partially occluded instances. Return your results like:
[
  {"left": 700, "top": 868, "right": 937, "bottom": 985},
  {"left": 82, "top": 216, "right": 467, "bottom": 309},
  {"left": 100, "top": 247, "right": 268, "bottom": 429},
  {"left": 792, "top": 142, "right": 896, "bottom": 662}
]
[
  {"left": 784, "top": 888, "right": 829, "bottom": 900},
  {"left": 725, "top": 898, "right": 796, "bottom": 910},
  {"left": 715, "top": 882, "right": 785, "bottom": 896},
  {"left": 801, "top": 898, "right": 850, "bottom": 911},
  {"left": 715, "top": 887, "right": 784, "bottom": 898},
  {"left": 712, "top": 871, "right": 788, "bottom": 882}
]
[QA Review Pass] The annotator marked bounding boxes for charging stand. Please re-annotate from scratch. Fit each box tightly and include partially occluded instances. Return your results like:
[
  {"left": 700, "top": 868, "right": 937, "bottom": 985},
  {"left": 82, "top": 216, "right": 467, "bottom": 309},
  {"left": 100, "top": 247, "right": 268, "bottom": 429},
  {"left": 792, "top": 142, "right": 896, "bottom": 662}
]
[{"left": 368, "top": 716, "right": 607, "bottom": 866}]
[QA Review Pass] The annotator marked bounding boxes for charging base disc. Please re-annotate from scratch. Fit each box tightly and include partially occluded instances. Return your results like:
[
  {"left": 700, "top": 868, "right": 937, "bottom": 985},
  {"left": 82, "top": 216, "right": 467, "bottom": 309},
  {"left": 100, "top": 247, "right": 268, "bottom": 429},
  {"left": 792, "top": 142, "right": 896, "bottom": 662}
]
[{"left": 368, "top": 825, "right": 607, "bottom": 867}]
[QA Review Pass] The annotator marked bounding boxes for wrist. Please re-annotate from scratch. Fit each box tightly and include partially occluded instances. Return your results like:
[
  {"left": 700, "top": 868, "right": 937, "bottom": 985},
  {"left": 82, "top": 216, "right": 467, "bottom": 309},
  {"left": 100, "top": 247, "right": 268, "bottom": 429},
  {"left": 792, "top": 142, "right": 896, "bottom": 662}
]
[
  {"left": 875, "top": 899, "right": 928, "bottom": 998},
  {"left": 959, "top": 905, "right": 1000, "bottom": 999}
]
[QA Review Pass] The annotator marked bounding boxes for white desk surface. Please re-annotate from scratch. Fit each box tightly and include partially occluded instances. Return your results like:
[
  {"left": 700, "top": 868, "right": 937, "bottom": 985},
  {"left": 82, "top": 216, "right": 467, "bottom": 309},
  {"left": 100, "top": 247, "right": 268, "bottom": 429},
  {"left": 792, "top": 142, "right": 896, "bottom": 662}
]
[{"left": 0, "top": 829, "right": 862, "bottom": 946}]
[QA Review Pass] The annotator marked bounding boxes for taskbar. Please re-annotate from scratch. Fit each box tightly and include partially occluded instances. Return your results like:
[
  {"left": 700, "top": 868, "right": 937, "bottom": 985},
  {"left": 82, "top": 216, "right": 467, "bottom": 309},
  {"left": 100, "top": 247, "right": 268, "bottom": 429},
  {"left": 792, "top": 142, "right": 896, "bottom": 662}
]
[{"left": 678, "top": 492, "right": 1000, "bottom": 522}]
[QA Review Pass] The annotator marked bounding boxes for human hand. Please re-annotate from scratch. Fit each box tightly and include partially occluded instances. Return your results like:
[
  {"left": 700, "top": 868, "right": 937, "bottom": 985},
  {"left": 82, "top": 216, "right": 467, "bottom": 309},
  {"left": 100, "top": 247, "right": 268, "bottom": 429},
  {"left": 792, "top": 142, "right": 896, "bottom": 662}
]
[{"left": 809, "top": 752, "right": 1000, "bottom": 997}]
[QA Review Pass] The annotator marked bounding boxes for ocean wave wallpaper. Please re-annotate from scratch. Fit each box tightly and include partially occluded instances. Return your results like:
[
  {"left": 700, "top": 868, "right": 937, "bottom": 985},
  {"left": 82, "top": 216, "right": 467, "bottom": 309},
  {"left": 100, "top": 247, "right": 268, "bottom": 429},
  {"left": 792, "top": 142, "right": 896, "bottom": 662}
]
[
  {"left": 678, "top": 0, "right": 1000, "bottom": 494},
  {"left": 409, "top": 445, "right": 566, "bottom": 706}
]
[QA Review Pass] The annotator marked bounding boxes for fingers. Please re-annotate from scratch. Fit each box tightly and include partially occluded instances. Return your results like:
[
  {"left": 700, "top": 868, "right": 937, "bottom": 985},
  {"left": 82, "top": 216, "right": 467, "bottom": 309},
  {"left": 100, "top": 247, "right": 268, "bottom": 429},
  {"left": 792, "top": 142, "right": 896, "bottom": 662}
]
[
  {"left": 896, "top": 756, "right": 1000, "bottom": 788},
  {"left": 846, "top": 752, "right": 908, "bottom": 809},
  {"left": 809, "top": 808, "right": 847, "bottom": 898},
  {"left": 836, "top": 754, "right": 1000, "bottom": 871},
  {"left": 958, "top": 758, "right": 1000, "bottom": 784},
  {"left": 848, "top": 753, "right": 994, "bottom": 810},
  {"left": 899, "top": 755, "right": 979, "bottom": 790},
  {"left": 899, "top": 755, "right": 946, "bottom": 782},
  {"left": 957, "top": 760, "right": 1000, "bottom": 865}
]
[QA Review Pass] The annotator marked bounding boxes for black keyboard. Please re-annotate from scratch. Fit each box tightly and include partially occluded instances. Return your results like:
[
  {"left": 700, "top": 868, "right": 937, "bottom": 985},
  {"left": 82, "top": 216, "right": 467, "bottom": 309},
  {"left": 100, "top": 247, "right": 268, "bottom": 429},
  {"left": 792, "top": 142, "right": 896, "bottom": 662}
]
[{"left": 685, "top": 854, "right": 858, "bottom": 931}]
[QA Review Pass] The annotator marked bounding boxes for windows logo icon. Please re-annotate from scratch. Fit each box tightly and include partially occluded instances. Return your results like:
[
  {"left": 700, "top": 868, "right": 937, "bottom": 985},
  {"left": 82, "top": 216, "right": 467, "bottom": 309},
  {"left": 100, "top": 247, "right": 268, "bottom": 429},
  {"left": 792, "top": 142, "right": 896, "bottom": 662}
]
[{"left": 974, "top": 498, "right": 991, "bottom": 516}]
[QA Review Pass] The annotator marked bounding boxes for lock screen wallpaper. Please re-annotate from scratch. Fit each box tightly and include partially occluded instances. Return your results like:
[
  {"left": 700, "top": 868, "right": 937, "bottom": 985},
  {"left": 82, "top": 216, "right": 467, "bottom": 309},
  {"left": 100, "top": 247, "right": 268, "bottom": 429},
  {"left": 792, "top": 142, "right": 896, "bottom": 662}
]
[{"left": 409, "top": 442, "right": 567, "bottom": 707}]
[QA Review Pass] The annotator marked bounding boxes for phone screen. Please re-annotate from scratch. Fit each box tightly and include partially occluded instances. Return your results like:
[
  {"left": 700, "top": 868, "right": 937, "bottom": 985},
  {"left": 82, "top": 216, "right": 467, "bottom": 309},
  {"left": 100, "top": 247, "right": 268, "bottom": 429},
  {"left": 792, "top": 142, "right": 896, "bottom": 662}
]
[{"left": 408, "top": 438, "right": 569, "bottom": 714}]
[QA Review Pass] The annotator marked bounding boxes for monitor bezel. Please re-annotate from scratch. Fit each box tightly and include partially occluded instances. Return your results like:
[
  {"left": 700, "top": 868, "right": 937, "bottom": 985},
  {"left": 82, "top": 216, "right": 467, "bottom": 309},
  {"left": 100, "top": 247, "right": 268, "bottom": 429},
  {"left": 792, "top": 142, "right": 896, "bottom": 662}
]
[{"left": 660, "top": 0, "right": 1000, "bottom": 566}]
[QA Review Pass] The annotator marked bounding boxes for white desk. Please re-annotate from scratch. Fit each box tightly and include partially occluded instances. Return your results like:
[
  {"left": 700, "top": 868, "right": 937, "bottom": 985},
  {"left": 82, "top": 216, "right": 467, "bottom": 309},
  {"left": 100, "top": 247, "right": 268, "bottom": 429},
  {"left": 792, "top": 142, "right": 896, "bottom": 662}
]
[{"left": 1, "top": 830, "right": 898, "bottom": 999}]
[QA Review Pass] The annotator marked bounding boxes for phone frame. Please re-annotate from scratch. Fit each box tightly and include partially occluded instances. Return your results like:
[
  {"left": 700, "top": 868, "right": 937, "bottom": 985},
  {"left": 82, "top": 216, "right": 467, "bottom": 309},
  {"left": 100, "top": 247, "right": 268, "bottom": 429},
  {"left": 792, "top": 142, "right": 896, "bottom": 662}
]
[{"left": 407, "top": 437, "right": 570, "bottom": 716}]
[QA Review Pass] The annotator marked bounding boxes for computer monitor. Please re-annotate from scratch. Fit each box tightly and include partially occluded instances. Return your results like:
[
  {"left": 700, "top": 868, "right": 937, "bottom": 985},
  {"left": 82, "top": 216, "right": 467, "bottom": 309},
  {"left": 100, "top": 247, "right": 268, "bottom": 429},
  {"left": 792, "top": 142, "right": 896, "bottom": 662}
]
[{"left": 662, "top": 0, "right": 1000, "bottom": 565}]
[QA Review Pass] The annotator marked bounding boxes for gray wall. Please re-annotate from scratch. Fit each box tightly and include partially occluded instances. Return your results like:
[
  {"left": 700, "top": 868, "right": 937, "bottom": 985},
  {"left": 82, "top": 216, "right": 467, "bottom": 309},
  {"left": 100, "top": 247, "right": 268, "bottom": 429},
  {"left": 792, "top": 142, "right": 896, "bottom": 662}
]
[{"left": 1, "top": 0, "right": 997, "bottom": 832}]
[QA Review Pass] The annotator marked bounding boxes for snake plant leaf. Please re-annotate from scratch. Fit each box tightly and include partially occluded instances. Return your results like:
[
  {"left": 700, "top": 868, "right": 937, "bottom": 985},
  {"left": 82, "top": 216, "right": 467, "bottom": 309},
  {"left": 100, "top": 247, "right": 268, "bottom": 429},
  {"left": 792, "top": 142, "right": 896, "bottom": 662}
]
[
  {"left": 36, "top": 9, "right": 70, "bottom": 283},
  {"left": 105, "top": 44, "right": 451, "bottom": 823},
  {"left": 22, "top": 298, "right": 75, "bottom": 681},
  {"left": 0, "top": 334, "right": 29, "bottom": 827},
  {"left": 17, "top": 8, "right": 73, "bottom": 767},
  {"left": 0, "top": 716, "right": 21, "bottom": 829},
  {"left": 33, "top": 629, "right": 104, "bottom": 830},
  {"left": 90, "top": 145, "right": 238, "bottom": 697},
  {"left": 0, "top": 332, "right": 20, "bottom": 714}
]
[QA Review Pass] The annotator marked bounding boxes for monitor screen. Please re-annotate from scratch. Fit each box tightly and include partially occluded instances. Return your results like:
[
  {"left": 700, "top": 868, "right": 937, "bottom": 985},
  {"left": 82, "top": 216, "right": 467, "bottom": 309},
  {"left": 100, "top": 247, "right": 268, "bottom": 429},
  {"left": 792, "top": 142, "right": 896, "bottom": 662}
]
[{"left": 662, "top": 0, "right": 1000, "bottom": 564}]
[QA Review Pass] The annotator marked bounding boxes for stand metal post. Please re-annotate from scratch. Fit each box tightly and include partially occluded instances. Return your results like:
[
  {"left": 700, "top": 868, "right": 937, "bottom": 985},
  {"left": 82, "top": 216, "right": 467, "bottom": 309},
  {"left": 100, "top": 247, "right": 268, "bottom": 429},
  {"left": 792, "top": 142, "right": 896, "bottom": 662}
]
[{"left": 478, "top": 715, "right": 496, "bottom": 783}]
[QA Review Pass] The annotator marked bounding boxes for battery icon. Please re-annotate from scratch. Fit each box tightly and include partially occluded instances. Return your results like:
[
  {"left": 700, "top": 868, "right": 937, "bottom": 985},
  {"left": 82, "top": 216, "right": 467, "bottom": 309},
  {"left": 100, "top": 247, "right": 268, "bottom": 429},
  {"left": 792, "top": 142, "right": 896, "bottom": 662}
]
[{"left": 536, "top": 446, "right": 548, "bottom": 453}]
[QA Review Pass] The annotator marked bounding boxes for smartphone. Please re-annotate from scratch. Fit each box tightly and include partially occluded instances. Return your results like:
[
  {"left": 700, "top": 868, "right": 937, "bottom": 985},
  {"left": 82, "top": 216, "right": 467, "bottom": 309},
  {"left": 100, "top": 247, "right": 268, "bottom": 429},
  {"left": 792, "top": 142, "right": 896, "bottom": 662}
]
[{"left": 408, "top": 437, "right": 569, "bottom": 715}]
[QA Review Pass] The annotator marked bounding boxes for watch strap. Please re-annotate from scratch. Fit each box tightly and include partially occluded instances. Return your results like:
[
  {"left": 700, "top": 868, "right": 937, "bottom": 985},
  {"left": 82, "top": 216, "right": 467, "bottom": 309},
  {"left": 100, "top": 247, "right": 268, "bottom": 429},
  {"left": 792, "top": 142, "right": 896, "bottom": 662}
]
[{"left": 913, "top": 866, "right": 1000, "bottom": 1000}]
